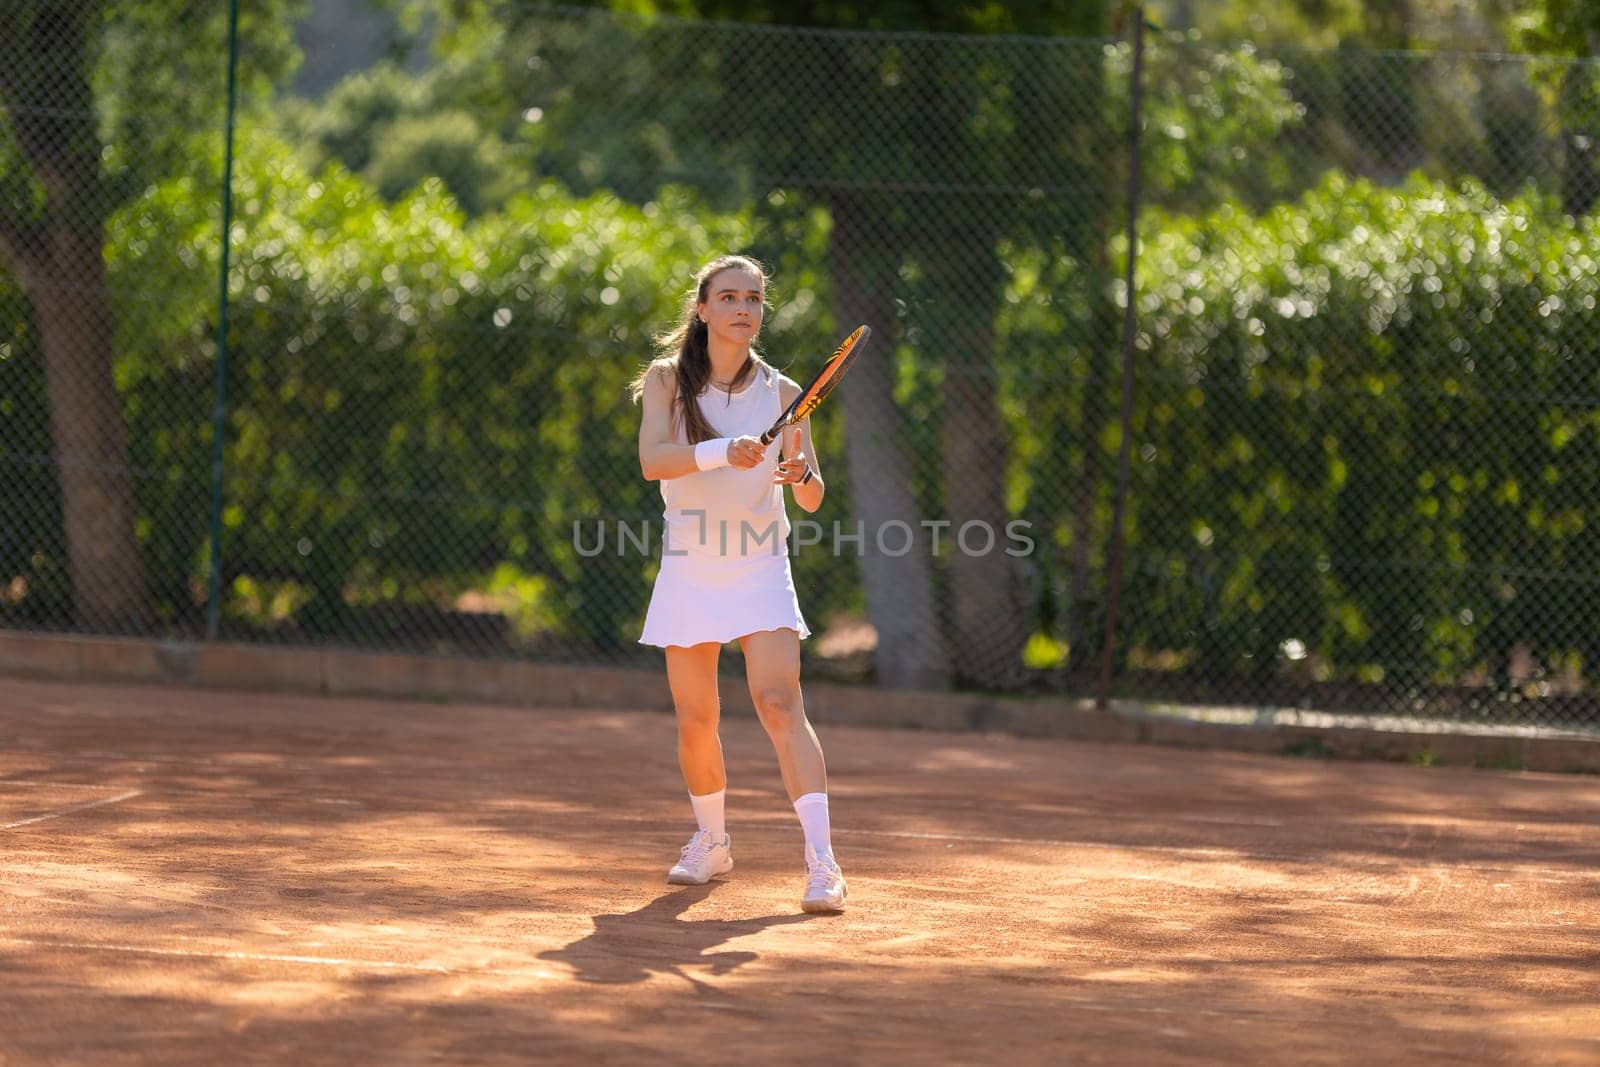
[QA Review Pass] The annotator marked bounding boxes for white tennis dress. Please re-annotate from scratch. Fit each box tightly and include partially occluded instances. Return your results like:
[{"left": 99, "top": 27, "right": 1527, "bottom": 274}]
[{"left": 639, "top": 365, "right": 812, "bottom": 648}]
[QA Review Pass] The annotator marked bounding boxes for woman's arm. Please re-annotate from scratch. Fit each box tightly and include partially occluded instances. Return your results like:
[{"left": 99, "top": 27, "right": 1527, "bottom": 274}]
[
  {"left": 639, "top": 365, "right": 703, "bottom": 480},
  {"left": 638, "top": 365, "right": 763, "bottom": 481}
]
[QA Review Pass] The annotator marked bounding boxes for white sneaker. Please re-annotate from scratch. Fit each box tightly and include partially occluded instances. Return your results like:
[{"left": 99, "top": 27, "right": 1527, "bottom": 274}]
[
  {"left": 667, "top": 829, "right": 733, "bottom": 885},
  {"left": 801, "top": 847, "right": 847, "bottom": 913}
]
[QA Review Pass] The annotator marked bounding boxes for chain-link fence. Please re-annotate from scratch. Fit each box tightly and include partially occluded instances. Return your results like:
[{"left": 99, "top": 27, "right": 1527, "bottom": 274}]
[{"left": 4, "top": 3, "right": 1599, "bottom": 735}]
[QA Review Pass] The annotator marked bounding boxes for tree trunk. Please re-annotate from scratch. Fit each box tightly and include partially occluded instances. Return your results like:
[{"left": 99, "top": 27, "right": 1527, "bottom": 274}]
[
  {"left": 31, "top": 234, "right": 151, "bottom": 628},
  {"left": 0, "top": 4, "right": 152, "bottom": 629},
  {"left": 927, "top": 242, "right": 1026, "bottom": 691},
  {"left": 828, "top": 194, "right": 948, "bottom": 691},
  {"left": 1067, "top": 245, "right": 1121, "bottom": 668},
  {"left": 940, "top": 342, "right": 1026, "bottom": 690}
]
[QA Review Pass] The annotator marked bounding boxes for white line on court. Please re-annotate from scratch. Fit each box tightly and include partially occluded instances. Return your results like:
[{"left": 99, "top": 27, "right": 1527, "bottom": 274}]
[
  {"left": 0, "top": 779, "right": 140, "bottom": 792},
  {"left": 66, "top": 750, "right": 210, "bottom": 765},
  {"left": 0, "top": 790, "right": 142, "bottom": 831},
  {"left": 0, "top": 936, "right": 559, "bottom": 980}
]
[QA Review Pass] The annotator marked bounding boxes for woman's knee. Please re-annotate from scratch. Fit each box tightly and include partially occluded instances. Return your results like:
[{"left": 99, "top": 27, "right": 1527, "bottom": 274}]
[
  {"left": 753, "top": 688, "right": 802, "bottom": 735},
  {"left": 675, "top": 700, "right": 720, "bottom": 738}
]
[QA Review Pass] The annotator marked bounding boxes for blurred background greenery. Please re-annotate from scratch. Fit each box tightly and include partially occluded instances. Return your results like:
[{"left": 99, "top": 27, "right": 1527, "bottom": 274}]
[{"left": 2, "top": 0, "right": 1598, "bottom": 729}]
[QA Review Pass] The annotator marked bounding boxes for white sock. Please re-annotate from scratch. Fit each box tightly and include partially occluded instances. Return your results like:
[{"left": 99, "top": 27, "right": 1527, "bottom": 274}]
[
  {"left": 689, "top": 789, "right": 726, "bottom": 841},
  {"left": 793, "top": 792, "right": 833, "bottom": 860}
]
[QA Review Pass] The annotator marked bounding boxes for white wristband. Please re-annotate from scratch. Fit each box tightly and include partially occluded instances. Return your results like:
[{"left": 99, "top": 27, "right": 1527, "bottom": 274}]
[{"left": 694, "top": 438, "right": 733, "bottom": 471}]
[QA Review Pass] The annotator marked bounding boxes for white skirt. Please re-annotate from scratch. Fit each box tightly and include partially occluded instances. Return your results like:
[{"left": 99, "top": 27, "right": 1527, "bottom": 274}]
[{"left": 639, "top": 548, "right": 811, "bottom": 648}]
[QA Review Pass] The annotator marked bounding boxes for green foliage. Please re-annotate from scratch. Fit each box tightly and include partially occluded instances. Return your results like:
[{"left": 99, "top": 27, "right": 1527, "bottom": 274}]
[
  {"left": 1150, "top": 0, "right": 1365, "bottom": 48},
  {"left": 93, "top": 125, "right": 837, "bottom": 650},
  {"left": 8, "top": 0, "right": 1600, "bottom": 709},
  {"left": 364, "top": 110, "right": 523, "bottom": 215},
  {"left": 284, "top": 61, "right": 431, "bottom": 175},
  {"left": 66, "top": 0, "right": 301, "bottom": 209},
  {"left": 1148, "top": 0, "right": 1584, "bottom": 53},
  {"left": 277, "top": 60, "right": 525, "bottom": 217},
  {"left": 1116, "top": 33, "right": 1307, "bottom": 211},
  {"left": 408, "top": 0, "right": 1110, "bottom": 38},
  {"left": 0, "top": 0, "right": 303, "bottom": 627},
  {"left": 1124, "top": 171, "right": 1600, "bottom": 691},
  {"left": 1506, "top": 0, "right": 1600, "bottom": 56}
]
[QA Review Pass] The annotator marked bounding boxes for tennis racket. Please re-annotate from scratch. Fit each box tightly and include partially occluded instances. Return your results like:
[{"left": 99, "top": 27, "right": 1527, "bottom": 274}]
[{"left": 758, "top": 324, "right": 871, "bottom": 446}]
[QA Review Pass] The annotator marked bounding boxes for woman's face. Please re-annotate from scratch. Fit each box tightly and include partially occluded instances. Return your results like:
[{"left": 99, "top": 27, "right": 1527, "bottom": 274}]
[{"left": 697, "top": 267, "right": 765, "bottom": 347}]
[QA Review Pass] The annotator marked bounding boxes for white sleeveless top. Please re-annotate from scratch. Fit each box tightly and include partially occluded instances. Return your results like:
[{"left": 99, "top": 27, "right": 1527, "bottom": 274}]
[{"left": 661, "top": 365, "right": 790, "bottom": 558}]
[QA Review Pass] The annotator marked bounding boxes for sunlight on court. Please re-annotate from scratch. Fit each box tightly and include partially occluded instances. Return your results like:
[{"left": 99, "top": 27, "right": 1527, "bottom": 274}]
[{"left": 3, "top": 678, "right": 1599, "bottom": 1064}]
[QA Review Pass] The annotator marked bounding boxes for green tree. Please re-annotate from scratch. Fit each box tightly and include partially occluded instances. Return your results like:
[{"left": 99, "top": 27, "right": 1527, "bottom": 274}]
[
  {"left": 392, "top": 0, "right": 1115, "bottom": 689},
  {"left": 0, "top": 0, "right": 300, "bottom": 628},
  {"left": 276, "top": 59, "right": 525, "bottom": 217},
  {"left": 1150, "top": 0, "right": 1509, "bottom": 51},
  {"left": 116, "top": 125, "right": 799, "bottom": 651},
  {"left": 1506, "top": 0, "right": 1600, "bottom": 215},
  {"left": 1129, "top": 173, "right": 1600, "bottom": 703}
]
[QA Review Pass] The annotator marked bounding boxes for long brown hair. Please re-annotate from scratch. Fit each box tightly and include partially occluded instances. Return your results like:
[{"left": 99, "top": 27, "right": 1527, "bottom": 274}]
[{"left": 629, "top": 255, "right": 770, "bottom": 444}]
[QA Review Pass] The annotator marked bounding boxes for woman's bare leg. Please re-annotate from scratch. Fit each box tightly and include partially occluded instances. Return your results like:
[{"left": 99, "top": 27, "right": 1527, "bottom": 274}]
[
  {"left": 738, "top": 628, "right": 824, "bottom": 802},
  {"left": 665, "top": 641, "right": 726, "bottom": 795}
]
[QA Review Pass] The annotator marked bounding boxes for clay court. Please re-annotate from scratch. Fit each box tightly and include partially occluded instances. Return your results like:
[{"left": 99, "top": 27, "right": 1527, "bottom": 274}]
[{"left": 2, "top": 676, "right": 1598, "bottom": 1065}]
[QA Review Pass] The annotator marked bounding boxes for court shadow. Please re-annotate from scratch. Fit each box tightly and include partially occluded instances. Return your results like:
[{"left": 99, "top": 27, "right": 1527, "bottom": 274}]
[{"left": 538, "top": 886, "right": 815, "bottom": 990}]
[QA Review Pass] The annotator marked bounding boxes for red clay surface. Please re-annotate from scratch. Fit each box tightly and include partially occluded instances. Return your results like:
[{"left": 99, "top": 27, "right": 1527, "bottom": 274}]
[{"left": 1, "top": 676, "right": 1598, "bottom": 1065}]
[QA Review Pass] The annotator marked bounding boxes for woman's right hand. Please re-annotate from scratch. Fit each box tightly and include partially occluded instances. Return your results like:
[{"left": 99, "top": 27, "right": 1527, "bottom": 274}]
[{"left": 725, "top": 435, "right": 767, "bottom": 469}]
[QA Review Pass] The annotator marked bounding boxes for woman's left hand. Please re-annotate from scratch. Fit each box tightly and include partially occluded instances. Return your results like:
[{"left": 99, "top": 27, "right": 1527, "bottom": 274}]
[{"left": 773, "top": 452, "right": 812, "bottom": 485}]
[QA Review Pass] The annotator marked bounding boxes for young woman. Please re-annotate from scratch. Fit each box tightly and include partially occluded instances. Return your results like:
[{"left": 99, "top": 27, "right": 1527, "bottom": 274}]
[{"left": 631, "top": 254, "right": 847, "bottom": 914}]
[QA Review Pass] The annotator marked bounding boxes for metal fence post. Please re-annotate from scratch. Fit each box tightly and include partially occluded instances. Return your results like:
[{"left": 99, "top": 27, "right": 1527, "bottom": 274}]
[
  {"left": 1097, "top": 6, "right": 1146, "bottom": 712},
  {"left": 205, "top": 0, "right": 241, "bottom": 641}
]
